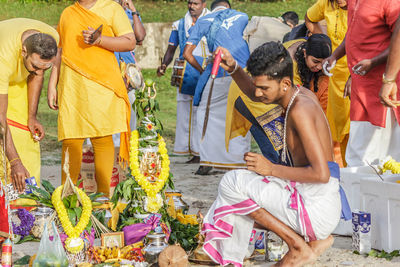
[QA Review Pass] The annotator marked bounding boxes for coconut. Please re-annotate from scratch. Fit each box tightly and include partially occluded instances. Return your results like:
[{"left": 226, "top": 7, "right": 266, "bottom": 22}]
[{"left": 158, "top": 244, "right": 189, "bottom": 267}]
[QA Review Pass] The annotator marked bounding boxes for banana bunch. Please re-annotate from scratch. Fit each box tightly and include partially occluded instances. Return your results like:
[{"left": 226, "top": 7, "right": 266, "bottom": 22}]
[
  {"left": 91, "top": 242, "right": 145, "bottom": 263},
  {"left": 92, "top": 246, "right": 121, "bottom": 262}
]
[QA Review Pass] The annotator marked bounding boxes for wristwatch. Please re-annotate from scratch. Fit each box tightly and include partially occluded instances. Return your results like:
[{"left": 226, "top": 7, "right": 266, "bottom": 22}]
[{"left": 132, "top": 11, "right": 140, "bottom": 17}]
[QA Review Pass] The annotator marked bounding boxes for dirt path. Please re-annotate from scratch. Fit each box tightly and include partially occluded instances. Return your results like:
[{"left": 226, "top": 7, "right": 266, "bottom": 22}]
[{"left": 12, "top": 156, "right": 400, "bottom": 266}]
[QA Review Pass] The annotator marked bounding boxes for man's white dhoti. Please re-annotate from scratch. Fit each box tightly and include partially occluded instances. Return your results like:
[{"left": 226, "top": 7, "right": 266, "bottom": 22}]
[
  {"left": 173, "top": 89, "right": 199, "bottom": 155},
  {"left": 203, "top": 170, "right": 341, "bottom": 266},
  {"left": 346, "top": 109, "right": 400, "bottom": 167},
  {"left": 171, "top": 10, "right": 209, "bottom": 156},
  {"left": 197, "top": 76, "right": 251, "bottom": 168}
]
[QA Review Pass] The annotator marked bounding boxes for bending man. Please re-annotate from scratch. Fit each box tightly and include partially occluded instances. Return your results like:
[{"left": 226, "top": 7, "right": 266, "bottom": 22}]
[
  {"left": 0, "top": 18, "right": 58, "bottom": 191},
  {"left": 0, "top": 18, "right": 58, "bottom": 237}
]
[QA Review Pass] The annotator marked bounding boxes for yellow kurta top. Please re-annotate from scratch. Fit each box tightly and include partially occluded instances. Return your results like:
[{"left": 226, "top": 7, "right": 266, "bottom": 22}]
[
  {"left": 283, "top": 39, "right": 305, "bottom": 86},
  {"left": 57, "top": 0, "right": 133, "bottom": 141},
  {"left": 0, "top": 18, "right": 59, "bottom": 183},
  {"left": 307, "top": 0, "right": 350, "bottom": 142}
]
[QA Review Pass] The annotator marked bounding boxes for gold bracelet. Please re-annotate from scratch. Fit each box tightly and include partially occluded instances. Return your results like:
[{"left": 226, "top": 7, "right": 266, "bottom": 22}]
[
  {"left": 97, "top": 35, "right": 102, "bottom": 46},
  {"left": 9, "top": 157, "right": 20, "bottom": 164},
  {"left": 382, "top": 73, "right": 396, "bottom": 84}
]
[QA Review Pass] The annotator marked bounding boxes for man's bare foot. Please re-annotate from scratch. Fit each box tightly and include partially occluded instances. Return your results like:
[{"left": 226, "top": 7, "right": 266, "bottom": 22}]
[
  {"left": 273, "top": 241, "right": 316, "bottom": 267},
  {"left": 308, "top": 235, "right": 334, "bottom": 258}
]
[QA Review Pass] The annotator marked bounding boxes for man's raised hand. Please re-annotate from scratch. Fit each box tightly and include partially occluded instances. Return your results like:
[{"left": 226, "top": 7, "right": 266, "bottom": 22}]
[{"left": 215, "top": 47, "right": 236, "bottom": 73}]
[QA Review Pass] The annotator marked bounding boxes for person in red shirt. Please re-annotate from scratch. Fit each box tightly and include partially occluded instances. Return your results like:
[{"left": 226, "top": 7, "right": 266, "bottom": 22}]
[{"left": 324, "top": 0, "right": 400, "bottom": 166}]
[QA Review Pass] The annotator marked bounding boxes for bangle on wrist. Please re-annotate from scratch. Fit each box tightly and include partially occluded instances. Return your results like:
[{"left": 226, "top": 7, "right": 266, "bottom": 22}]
[
  {"left": 383, "top": 73, "right": 396, "bottom": 84},
  {"left": 9, "top": 157, "right": 20, "bottom": 165},
  {"left": 97, "top": 35, "right": 103, "bottom": 45},
  {"left": 132, "top": 11, "right": 140, "bottom": 17},
  {"left": 228, "top": 60, "right": 239, "bottom": 75}
]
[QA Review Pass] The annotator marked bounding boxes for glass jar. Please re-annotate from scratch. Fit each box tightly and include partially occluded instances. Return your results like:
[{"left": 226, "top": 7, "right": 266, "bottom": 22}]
[
  {"left": 30, "top": 206, "right": 53, "bottom": 238},
  {"left": 143, "top": 233, "right": 168, "bottom": 264}
]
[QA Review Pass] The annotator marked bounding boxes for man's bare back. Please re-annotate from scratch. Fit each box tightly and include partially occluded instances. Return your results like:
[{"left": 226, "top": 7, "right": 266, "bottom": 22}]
[{"left": 286, "top": 90, "right": 334, "bottom": 167}]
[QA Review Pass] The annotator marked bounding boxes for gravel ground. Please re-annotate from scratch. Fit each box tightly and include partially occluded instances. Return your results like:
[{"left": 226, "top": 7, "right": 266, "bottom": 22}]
[{"left": 11, "top": 157, "right": 400, "bottom": 266}]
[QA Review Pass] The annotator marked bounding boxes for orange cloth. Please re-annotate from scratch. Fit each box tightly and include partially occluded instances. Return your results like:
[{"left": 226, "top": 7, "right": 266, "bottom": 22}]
[
  {"left": 310, "top": 75, "right": 329, "bottom": 114},
  {"left": 58, "top": 2, "right": 131, "bottom": 166}
]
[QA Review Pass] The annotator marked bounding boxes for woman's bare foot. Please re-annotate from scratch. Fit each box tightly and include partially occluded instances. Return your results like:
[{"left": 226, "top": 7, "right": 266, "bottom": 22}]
[
  {"left": 273, "top": 240, "right": 316, "bottom": 267},
  {"left": 308, "top": 235, "right": 334, "bottom": 258}
]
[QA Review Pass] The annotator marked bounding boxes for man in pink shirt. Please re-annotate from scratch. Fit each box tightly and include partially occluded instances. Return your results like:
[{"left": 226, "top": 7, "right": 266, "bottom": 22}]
[{"left": 325, "top": 0, "right": 400, "bottom": 166}]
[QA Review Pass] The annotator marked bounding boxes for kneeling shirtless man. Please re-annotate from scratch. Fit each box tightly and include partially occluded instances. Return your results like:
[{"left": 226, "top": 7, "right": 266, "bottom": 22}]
[{"left": 202, "top": 42, "right": 349, "bottom": 267}]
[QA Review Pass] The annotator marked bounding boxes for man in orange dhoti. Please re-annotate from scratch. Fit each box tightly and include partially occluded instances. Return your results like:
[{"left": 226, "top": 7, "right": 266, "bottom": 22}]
[{"left": 48, "top": 0, "right": 136, "bottom": 196}]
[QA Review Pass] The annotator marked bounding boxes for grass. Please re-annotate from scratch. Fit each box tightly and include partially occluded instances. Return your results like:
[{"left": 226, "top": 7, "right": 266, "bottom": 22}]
[{"left": 0, "top": 0, "right": 314, "bottom": 25}]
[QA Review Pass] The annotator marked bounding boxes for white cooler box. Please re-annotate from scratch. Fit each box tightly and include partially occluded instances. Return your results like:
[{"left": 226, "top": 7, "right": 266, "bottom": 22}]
[
  {"left": 333, "top": 166, "right": 383, "bottom": 236},
  {"left": 361, "top": 176, "right": 400, "bottom": 252}
]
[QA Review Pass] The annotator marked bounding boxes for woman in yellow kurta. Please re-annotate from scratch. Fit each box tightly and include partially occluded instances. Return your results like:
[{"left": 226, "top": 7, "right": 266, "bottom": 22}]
[
  {"left": 49, "top": 0, "right": 136, "bottom": 196},
  {"left": 284, "top": 35, "right": 331, "bottom": 113},
  {"left": 306, "top": 0, "right": 350, "bottom": 165}
]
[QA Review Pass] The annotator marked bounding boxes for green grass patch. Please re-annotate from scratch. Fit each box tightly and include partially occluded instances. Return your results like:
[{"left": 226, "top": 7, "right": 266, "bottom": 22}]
[{"left": 0, "top": 0, "right": 314, "bottom": 25}]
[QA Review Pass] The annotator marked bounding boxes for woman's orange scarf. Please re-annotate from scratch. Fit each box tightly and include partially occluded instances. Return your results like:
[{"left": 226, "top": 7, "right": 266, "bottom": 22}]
[{"left": 58, "top": 2, "right": 131, "bottom": 167}]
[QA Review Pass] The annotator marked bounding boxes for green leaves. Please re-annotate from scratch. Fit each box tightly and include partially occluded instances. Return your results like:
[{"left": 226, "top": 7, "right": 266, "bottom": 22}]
[
  {"left": 89, "top": 192, "right": 104, "bottom": 202},
  {"left": 41, "top": 180, "right": 55, "bottom": 195},
  {"left": 67, "top": 209, "right": 76, "bottom": 226},
  {"left": 367, "top": 249, "right": 400, "bottom": 261},
  {"left": 167, "top": 173, "right": 175, "bottom": 190},
  {"left": 355, "top": 249, "right": 400, "bottom": 261},
  {"left": 69, "top": 194, "right": 78, "bottom": 208},
  {"left": 93, "top": 210, "right": 106, "bottom": 225},
  {"left": 15, "top": 235, "right": 39, "bottom": 245},
  {"left": 123, "top": 179, "right": 134, "bottom": 201},
  {"left": 168, "top": 218, "right": 199, "bottom": 251}
]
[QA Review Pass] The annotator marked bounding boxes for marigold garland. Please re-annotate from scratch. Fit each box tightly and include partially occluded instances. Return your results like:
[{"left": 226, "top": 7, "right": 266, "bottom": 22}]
[
  {"left": 379, "top": 156, "right": 400, "bottom": 174},
  {"left": 51, "top": 185, "right": 92, "bottom": 253},
  {"left": 129, "top": 130, "right": 170, "bottom": 212}
]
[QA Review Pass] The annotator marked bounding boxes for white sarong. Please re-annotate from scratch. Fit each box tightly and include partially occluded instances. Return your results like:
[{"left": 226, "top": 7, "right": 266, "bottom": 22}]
[
  {"left": 172, "top": 11, "right": 209, "bottom": 156},
  {"left": 197, "top": 76, "right": 251, "bottom": 169},
  {"left": 346, "top": 109, "right": 400, "bottom": 166},
  {"left": 202, "top": 170, "right": 341, "bottom": 266},
  {"left": 173, "top": 89, "right": 199, "bottom": 155}
]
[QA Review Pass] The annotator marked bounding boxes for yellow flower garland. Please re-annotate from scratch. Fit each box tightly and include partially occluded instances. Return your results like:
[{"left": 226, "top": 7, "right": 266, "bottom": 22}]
[
  {"left": 129, "top": 130, "right": 170, "bottom": 212},
  {"left": 51, "top": 185, "right": 92, "bottom": 253},
  {"left": 379, "top": 156, "right": 400, "bottom": 174}
]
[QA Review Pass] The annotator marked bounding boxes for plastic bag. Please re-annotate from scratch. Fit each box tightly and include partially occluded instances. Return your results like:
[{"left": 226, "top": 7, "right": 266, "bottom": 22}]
[{"left": 33, "top": 221, "right": 69, "bottom": 267}]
